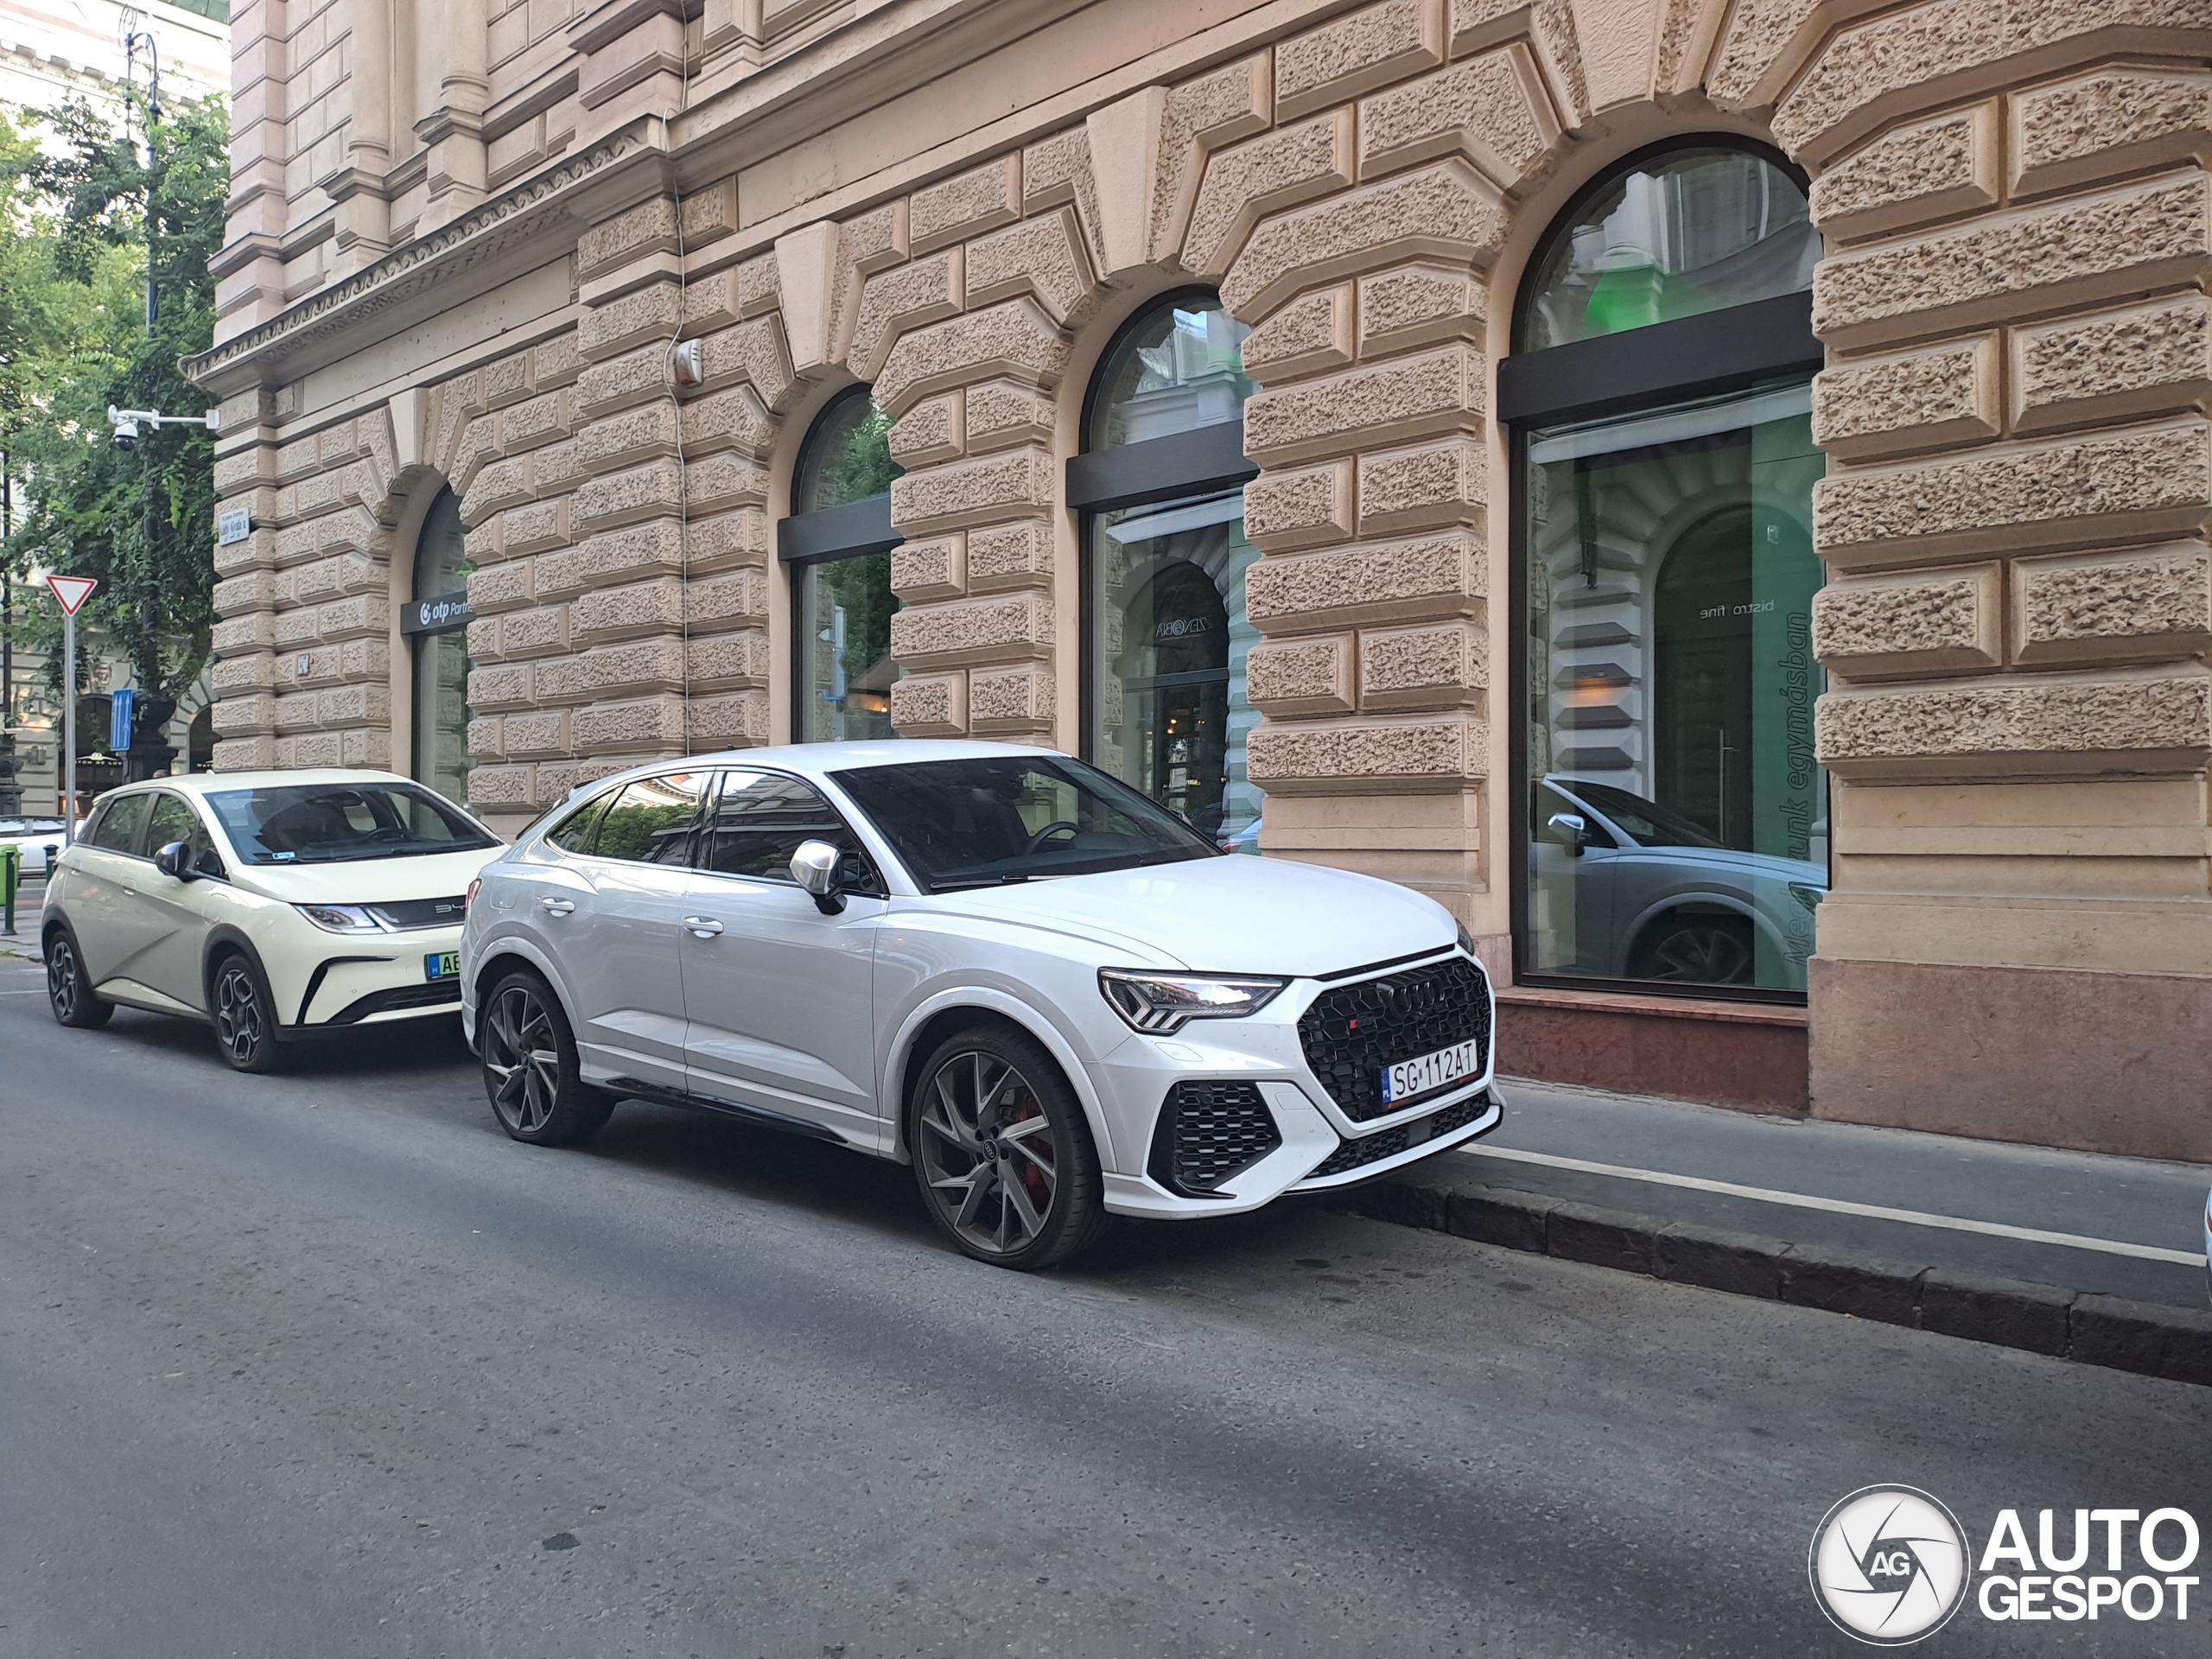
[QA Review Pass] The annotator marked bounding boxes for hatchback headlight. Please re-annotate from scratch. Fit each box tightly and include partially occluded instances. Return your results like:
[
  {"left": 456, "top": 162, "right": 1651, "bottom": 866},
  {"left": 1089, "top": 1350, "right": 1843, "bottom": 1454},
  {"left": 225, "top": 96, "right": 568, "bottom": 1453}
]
[
  {"left": 296, "top": 903, "right": 386, "bottom": 934},
  {"left": 1098, "top": 969, "right": 1287, "bottom": 1033}
]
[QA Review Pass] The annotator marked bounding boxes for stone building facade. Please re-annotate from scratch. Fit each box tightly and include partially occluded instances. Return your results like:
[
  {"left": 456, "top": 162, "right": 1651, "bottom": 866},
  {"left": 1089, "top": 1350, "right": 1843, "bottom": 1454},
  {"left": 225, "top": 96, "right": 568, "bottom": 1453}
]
[{"left": 186, "top": 0, "right": 2211, "bottom": 1160}]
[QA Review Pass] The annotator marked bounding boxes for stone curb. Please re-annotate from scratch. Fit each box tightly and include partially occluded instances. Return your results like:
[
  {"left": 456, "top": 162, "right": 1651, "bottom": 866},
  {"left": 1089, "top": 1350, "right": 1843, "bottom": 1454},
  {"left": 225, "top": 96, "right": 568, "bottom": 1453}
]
[{"left": 1341, "top": 1176, "right": 2212, "bottom": 1389}]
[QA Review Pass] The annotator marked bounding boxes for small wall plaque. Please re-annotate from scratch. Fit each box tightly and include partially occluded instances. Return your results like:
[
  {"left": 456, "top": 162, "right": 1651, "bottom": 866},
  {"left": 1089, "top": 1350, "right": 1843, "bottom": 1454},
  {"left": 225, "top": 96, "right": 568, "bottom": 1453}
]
[{"left": 218, "top": 507, "right": 251, "bottom": 545}]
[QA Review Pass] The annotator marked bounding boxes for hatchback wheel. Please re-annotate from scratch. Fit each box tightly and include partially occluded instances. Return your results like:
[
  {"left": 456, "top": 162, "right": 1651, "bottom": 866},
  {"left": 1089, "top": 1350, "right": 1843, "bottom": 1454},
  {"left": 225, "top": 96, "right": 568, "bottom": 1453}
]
[
  {"left": 910, "top": 1024, "right": 1107, "bottom": 1270},
  {"left": 44, "top": 928, "right": 112, "bottom": 1030},
  {"left": 480, "top": 970, "right": 613, "bottom": 1146},
  {"left": 212, "top": 953, "right": 283, "bottom": 1072}
]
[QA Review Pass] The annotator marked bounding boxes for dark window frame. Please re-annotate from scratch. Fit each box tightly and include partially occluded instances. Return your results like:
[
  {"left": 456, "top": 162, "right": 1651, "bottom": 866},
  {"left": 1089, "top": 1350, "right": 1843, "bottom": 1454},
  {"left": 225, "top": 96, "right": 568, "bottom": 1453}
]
[
  {"left": 1506, "top": 137, "right": 1824, "bottom": 1009},
  {"left": 777, "top": 385, "right": 906, "bottom": 741}
]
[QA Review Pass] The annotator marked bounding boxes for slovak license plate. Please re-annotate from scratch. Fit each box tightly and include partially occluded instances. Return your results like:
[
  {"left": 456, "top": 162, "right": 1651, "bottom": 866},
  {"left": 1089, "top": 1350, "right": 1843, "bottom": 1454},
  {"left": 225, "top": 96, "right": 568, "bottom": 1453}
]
[
  {"left": 1380, "top": 1039, "right": 1480, "bottom": 1104},
  {"left": 424, "top": 951, "right": 460, "bottom": 981}
]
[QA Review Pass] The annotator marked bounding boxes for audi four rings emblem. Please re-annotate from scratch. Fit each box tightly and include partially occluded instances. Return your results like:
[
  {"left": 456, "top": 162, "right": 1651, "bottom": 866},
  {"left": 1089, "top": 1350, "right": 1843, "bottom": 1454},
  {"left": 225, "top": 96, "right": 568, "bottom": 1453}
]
[{"left": 1809, "top": 1485, "right": 1971, "bottom": 1645}]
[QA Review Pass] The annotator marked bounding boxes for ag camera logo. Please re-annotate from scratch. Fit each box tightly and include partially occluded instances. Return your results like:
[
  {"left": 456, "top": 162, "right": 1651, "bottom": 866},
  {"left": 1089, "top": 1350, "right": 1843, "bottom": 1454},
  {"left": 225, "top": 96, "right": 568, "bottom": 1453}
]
[{"left": 1809, "top": 1485, "right": 1970, "bottom": 1645}]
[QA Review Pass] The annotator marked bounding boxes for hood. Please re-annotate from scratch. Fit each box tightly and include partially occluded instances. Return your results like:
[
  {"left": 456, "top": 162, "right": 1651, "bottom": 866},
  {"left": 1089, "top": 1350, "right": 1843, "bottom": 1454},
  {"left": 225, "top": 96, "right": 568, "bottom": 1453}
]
[
  {"left": 226, "top": 845, "right": 502, "bottom": 905},
  {"left": 921, "top": 855, "right": 1457, "bottom": 978}
]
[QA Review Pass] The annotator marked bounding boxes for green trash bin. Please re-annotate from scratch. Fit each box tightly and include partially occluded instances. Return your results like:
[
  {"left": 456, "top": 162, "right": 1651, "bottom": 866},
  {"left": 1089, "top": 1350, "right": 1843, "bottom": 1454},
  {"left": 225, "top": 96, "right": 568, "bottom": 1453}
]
[{"left": 1, "top": 843, "right": 18, "bottom": 938}]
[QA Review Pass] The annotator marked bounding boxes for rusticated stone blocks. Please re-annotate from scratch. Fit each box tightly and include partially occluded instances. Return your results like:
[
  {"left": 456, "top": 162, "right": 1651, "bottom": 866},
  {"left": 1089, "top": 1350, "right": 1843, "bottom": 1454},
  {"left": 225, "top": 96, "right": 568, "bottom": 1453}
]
[
  {"left": 1357, "top": 45, "right": 1558, "bottom": 188},
  {"left": 1248, "top": 715, "right": 1486, "bottom": 793},
  {"left": 1812, "top": 565, "right": 2002, "bottom": 678},
  {"left": 1815, "top": 423, "right": 2211, "bottom": 569},
  {"left": 888, "top": 592, "right": 1052, "bottom": 667},
  {"left": 1244, "top": 461, "right": 1354, "bottom": 550},
  {"left": 692, "top": 690, "right": 770, "bottom": 747},
  {"left": 2012, "top": 67, "right": 2211, "bottom": 201},
  {"left": 1181, "top": 113, "right": 1355, "bottom": 280},
  {"left": 892, "top": 673, "right": 967, "bottom": 736},
  {"left": 2012, "top": 545, "right": 2212, "bottom": 666},
  {"left": 1358, "top": 619, "right": 1485, "bottom": 709},
  {"left": 1247, "top": 531, "right": 1484, "bottom": 632},
  {"left": 965, "top": 522, "right": 1052, "bottom": 591},
  {"left": 1249, "top": 636, "right": 1355, "bottom": 715},
  {"left": 892, "top": 536, "right": 968, "bottom": 602},
  {"left": 1813, "top": 337, "right": 2000, "bottom": 461},
  {"left": 1243, "top": 286, "right": 1354, "bottom": 382},
  {"left": 1274, "top": 0, "right": 1442, "bottom": 123},
  {"left": 2011, "top": 296, "right": 2211, "bottom": 435},
  {"left": 890, "top": 448, "right": 1054, "bottom": 535},
  {"left": 875, "top": 300, "right": 1068, "bottom": 418},
  {"left": 969, "top": 664, "right": 1055, "bottom": 733},
  {"left": 1244, "top": 344, "right": 1483, "bottom": 464},
  {"left": 1358, "top": 264, "right": 1482, "bottom": 357},
  {"left": 574, "top": 695, "right": 688, "bottom": 753},
  {"left": 1817, "top": 675, "right": 2212, "bottom": 781},
  {"left": 911, "top": 156, "right": 1020, "bottom": 254},
  {"left": 1813, "top": 175, "right": 2209, "bottom": 351},
  {"left": 1812, "top": 104, "right": 1999, "bottom": 243},
  {"left": 1223, "top": 161, "right": 1507, "bottom": 318},
  {"left": 1357, "top": 440, "right": 1484, "bottom": 534}
]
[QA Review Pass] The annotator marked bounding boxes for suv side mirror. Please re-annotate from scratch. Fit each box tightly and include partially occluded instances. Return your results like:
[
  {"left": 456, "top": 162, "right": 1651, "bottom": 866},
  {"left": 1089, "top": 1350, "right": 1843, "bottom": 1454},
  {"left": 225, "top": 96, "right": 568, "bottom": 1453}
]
[
  {"left": 790, "top": 839, "right": 847, "bottom": 915},
  {"left": 153, "top": 840, "right": 197, "bottom": 880},
  {"left": 1545, "top": 812, "right": 1590, "bottom": 857}
]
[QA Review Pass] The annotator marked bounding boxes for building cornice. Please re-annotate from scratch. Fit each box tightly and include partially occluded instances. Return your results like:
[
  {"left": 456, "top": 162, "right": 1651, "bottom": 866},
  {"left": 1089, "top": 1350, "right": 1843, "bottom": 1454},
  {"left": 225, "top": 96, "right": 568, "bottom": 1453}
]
[{"left": 185, "top": 123, "right": 669, "bottom": 395}]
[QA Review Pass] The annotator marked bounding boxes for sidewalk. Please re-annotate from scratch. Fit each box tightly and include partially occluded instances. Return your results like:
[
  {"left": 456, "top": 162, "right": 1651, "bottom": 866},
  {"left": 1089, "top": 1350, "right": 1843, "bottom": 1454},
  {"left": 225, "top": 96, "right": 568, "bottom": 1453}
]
[{"left": 1347, "top": 1076, "right": 2212, "bottom": 1383}]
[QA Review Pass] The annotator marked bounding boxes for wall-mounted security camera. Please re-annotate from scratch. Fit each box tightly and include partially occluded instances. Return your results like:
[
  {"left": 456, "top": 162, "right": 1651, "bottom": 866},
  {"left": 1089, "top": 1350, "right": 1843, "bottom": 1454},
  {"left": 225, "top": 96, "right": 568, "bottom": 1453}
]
[{"left": 108, "top": 404, "right": 219, "bottom": 452}]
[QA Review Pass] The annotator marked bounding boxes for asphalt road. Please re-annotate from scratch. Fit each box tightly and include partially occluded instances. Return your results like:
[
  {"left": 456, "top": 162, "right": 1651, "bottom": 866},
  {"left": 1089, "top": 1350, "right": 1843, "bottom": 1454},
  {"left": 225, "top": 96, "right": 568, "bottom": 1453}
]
[{"left": 4, "top": 959, "right": 2207, "bottom": 1659}]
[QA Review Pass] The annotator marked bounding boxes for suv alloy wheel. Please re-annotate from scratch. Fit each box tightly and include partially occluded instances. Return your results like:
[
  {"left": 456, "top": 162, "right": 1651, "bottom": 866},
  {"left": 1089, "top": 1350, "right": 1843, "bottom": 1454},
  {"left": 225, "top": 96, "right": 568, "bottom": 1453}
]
[{"left": 909, "top": 1023, "right": 1109, "bottom": 1270}]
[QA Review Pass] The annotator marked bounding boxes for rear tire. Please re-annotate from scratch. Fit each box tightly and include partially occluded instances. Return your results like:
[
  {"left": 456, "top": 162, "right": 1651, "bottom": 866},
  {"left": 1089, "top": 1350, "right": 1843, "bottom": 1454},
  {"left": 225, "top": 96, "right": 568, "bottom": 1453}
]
[
  {"left": 480, "top": 969, "right": 613, "bottom": 1146},
  {"left": 907, "top": 1022, "right": 1108, "bottom": 1270},
  {"left": 43, "top": 926, "right": 112, "bottom": 1030},
  {"left": 211, "top": 951, "right": 284, "bottom": 1073}
]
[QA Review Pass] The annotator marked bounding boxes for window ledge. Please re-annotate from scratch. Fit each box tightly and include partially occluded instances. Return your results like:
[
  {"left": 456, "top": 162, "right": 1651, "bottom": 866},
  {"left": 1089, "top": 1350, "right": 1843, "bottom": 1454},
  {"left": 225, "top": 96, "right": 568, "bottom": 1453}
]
[{"left": 1496, "top": 983, "right": 1808, "bottom": 1027}]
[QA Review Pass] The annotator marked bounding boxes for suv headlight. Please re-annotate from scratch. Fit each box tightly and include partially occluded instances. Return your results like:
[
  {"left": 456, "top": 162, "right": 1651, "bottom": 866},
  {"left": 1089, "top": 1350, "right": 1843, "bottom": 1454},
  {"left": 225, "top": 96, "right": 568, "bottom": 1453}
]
[
  {"left": 296, "top": 903, "right": 386, "bottom": 934},
  {"left": 1098, "top": 969, "right": 1287, "bottom": 1033}
]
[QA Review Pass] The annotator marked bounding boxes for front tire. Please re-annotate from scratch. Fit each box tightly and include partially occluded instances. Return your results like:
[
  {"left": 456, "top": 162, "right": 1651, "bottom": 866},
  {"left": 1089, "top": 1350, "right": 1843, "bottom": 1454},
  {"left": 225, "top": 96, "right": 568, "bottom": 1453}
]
[
  {"left": 1628, "top": 912, "right": 1755, "bottom": 986},
  {"left": 908, "top": 1023, "right": 1108, "bottom": 1270},
  {"left": 480, "top": 969, "right": 613, "bottom": 1146},
  {"left": 211, "top": 952, "right": 283, "bottom": 1073},
  {"left": 44, "top": 927, "right": 112, "bottom": 1029}
]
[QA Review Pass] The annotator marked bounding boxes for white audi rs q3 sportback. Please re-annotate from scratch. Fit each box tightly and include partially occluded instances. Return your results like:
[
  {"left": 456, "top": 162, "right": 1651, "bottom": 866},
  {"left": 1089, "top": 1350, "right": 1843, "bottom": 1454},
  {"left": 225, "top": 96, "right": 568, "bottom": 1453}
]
[
  {"left": 42, "top": 771, "right": 502, "bottom": 1071},
  {"left": 461, "top": 741, "right": 1502, "bottom": 1269}
]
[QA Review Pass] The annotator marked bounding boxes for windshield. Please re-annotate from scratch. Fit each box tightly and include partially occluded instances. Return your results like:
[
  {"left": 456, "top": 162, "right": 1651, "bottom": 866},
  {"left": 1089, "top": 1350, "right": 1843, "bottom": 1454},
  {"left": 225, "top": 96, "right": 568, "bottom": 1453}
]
[
  {"left": 204, "top": 782, "right": 498, "bottom": 866},
  {"left": 830, "top": 754, "right": 1217, "bottom": 891},
  {"left": 1554, "top": 778, "right": 1726, "bottom": 849}
]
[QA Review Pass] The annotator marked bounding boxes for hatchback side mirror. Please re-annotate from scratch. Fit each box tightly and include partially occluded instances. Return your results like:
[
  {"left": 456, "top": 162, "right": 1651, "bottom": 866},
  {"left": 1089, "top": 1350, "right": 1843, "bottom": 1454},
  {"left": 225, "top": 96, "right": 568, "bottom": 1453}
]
[
  {"left": 154, "top": 840, "right": 197, "bottom": 880},
  {"left": 790, "top": 839, "right": 846, "bottom": 915}
]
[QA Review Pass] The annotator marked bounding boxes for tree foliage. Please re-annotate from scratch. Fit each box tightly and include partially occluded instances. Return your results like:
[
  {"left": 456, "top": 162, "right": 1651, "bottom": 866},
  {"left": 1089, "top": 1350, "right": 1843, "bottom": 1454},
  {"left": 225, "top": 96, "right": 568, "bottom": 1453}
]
[{"left": 1, "top": 90, "right": 229, "bottom": 702}]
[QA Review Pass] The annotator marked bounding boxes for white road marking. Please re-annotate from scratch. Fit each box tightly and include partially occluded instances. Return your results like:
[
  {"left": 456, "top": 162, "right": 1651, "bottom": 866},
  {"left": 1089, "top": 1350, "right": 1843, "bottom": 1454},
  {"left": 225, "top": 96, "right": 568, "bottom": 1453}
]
[{"left": 1458, "top": 1143, "right": 2209, "bottom": 1267}]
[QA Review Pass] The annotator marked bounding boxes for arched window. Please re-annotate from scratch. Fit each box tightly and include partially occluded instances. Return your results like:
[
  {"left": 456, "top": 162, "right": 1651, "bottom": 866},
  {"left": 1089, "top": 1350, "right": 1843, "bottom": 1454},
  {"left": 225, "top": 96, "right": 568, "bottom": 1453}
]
[
  {"left": 1071, "top": 295, "right": 1260, "bottom": 849},
  {"left": 1506, "top": 143, "right": 1827, "bottom": 997},
  {"left": 407, "top": 486, "right": 474, "bottom": 804},
  {"left": 780, "top": 386, "right": 903, "bottom": 741}
]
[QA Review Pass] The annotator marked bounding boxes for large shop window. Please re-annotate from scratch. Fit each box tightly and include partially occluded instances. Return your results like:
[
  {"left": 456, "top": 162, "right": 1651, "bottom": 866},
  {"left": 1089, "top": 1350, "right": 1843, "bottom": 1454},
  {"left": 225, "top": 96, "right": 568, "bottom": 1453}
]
[
  {"left": 1070, "top": 296, "right": 1261, "bottom": 850},
  {"left": 406, "top": 486, "right": 474, "bottom": 804},
  {"left": 1501, "top": 143, "right": 1827, "bottom": 997},
  {"left": 779, "top": 387, "right": 904, "bottom": 742}
]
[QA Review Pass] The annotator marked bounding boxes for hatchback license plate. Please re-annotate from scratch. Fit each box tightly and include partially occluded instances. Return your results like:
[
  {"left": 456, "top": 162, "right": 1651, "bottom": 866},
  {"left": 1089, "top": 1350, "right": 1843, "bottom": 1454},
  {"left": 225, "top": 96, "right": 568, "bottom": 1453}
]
[
  {"left": 1380, "top": 1039, "right": 1480, "bottom": 1104},
  {"left": 424, "top": 951, "right": 460, "bottom": 981}
]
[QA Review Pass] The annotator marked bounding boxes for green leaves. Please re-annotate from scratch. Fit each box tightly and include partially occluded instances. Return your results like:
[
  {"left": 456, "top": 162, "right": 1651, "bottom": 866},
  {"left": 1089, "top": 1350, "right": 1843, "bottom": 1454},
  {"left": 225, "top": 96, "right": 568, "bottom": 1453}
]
[{"left": 1, "top": 92, "right": 228, "bottom": 701}]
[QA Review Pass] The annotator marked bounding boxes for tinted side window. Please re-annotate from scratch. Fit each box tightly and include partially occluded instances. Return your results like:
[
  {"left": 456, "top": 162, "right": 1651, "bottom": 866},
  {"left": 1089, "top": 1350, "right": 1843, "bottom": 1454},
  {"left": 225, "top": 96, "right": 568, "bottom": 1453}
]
[
  {"left": 87, "top": 792, "right": 154, "bottom": 854},
  {"left": 594, "top": 772, "right": 709, "bottom": 866},
  {"left": 145, "top": 792, "right": 225, "bottom": 871},
  {"left": 703, "top": 771, "right": 874, "bottom": 887},
  {"left": 545, "top": 791, "right": 615, "bottom": 855}
]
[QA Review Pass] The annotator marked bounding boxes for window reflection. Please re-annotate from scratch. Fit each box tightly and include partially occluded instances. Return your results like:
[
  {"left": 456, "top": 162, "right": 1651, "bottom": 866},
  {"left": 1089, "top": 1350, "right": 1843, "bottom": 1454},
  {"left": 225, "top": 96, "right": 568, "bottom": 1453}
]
[
  {"left": 1517, "top": 149, "right": 1815, "bottom": 352},
  {"left": 1524, "top": 384, "right": 1827, "bottom": 990},
  {"left": 792, "top": 389, "right": 904, "bottom": 741},
  {"left": 410, "top": 487, "right": 474, "bottom": 805}
]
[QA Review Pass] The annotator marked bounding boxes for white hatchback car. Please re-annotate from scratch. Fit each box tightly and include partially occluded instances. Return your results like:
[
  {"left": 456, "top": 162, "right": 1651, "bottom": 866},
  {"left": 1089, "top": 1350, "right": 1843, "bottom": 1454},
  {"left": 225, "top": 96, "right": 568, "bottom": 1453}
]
[
  {"left": 461, "top": 741, "right": 1502, "bottom": 1268},
  {"left": 41, "top": 770, "right": 501, "bottom": 1071}
]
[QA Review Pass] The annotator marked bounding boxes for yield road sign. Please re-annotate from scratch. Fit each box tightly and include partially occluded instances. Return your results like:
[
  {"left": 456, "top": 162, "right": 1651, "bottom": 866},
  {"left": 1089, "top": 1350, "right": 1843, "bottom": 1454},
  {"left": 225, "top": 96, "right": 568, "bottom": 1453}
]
[{"left": 46, "top": 574, "right": 99, "bottom": 615}]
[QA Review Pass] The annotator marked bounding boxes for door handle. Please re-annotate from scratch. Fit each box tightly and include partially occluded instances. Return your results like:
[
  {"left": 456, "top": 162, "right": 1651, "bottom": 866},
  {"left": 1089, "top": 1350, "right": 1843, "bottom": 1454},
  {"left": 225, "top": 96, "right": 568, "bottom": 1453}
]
[
  {"left": 682, "top": 916, "right": 722, "bottom": 938},
  {"left": 540, "top": 897, "right": 576, "bottom": 916}
]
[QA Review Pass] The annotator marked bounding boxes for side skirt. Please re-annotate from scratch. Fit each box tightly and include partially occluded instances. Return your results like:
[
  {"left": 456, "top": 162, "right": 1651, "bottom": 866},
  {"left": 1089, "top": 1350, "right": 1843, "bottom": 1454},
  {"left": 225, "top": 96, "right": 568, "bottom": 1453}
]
[{"left": 603, "top": 1075, "right": 853, "bottom": 1147}]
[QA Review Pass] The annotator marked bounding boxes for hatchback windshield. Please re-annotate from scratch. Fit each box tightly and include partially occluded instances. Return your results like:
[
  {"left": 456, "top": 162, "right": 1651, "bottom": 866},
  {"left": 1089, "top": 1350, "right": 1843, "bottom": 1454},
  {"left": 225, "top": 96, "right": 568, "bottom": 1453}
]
[
  {"left": 205, "top": 782, "right": 497, "bottom": 865},
  {"left": 831, "top": 755, "right": 1216, "bottom": 890}
]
